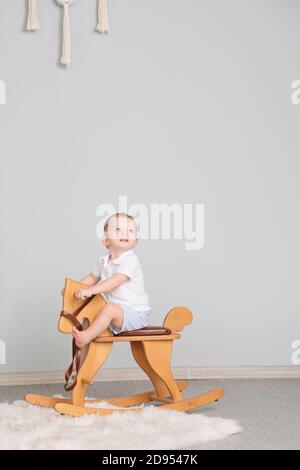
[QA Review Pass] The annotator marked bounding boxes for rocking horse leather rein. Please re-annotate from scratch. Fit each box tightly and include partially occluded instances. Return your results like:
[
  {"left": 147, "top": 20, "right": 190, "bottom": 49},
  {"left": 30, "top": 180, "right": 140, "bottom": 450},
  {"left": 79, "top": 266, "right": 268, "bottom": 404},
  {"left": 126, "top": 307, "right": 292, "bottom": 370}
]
[{"left": 60, "top": 295, "right": 96, "bottom": 391}]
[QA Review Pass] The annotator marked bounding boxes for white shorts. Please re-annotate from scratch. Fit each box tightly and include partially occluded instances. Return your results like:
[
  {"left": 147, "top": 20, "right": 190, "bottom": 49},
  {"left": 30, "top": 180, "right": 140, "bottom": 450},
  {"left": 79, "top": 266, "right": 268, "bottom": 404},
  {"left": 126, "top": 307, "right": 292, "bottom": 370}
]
[{"left": 108, "top": 305, "right": 151, "bottom": 335}]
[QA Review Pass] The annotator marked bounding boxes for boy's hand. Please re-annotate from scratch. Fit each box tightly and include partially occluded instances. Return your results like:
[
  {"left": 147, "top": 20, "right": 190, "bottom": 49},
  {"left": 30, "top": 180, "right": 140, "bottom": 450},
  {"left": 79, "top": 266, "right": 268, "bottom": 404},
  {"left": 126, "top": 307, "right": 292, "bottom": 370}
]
[{"left": 74, "top": 288, "right": 93, "bottom": 300}]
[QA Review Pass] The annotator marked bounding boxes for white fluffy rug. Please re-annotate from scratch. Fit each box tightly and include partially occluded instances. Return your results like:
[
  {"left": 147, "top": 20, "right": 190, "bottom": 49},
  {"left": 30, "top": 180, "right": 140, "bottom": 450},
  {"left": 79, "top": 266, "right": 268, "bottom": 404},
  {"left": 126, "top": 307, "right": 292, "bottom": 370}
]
[{"left": 0, "top": 399, "right": 241, "bottom": 450}]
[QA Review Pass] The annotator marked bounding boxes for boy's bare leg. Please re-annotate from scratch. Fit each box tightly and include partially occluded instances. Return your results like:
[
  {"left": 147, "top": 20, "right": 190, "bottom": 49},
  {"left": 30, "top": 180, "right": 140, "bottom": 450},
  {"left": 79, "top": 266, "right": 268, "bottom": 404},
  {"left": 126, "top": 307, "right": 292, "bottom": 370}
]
[
  {"left": 64, "top": 318, "right": 90, "bottom": 378},
  {"left": 72, "top": 304, "right": 123, "bottom": 348},
  {"left": 77, "top": 318, "right": 90, "bottom": 368}
]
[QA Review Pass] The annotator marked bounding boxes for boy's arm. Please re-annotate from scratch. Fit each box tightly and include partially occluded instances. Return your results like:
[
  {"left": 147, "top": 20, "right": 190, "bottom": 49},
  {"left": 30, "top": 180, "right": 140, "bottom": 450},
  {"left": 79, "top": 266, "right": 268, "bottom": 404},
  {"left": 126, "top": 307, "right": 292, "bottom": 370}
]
[
  {"left": 79, "top": 273, "right": 100, "bottom": 285},
  {"left": 89, "top": 274, "right": 128, "bottom": 294},
  {"left": 75, "top": 274, "right": 128, "bottom": 299}
]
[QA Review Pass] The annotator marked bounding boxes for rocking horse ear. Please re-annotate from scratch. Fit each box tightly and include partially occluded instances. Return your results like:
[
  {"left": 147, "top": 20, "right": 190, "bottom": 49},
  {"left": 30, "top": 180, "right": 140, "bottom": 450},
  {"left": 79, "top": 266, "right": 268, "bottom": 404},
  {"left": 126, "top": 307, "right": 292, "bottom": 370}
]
[{"left": 163, "top": 307, "right": 193, "bottom": 332}]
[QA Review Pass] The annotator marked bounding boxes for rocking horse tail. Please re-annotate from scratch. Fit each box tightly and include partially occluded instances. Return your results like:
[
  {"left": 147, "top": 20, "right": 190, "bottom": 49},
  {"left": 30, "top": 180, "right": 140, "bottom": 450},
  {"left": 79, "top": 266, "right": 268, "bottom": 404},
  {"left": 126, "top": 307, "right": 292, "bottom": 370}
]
[{"left": 163, "top": 307, "right": 193, "bottom": 332}]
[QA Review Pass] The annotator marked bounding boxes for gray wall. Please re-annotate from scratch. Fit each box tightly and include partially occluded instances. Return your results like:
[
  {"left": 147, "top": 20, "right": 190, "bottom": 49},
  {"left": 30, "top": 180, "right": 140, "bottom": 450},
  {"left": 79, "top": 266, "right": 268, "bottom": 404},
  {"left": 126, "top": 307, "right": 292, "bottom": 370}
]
[{"left": 1, "top": 0, "right": 299, "bottom": 373}]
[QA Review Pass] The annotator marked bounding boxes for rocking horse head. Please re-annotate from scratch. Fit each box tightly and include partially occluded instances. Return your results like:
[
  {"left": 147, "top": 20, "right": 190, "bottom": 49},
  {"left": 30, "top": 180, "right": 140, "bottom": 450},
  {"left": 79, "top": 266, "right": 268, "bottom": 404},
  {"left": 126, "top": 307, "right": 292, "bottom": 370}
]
[{"left": 58, "top": 278, "right": 107, "bottom": 334}]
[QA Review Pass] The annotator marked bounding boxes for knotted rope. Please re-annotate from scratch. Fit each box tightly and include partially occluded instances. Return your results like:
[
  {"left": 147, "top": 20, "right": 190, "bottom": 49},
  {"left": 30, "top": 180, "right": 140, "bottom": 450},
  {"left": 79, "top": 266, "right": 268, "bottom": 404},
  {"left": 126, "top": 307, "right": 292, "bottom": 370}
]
[
  {"left": 26, "top": 1, "right": 111, "bottom": 66},
  {"left": 26, "top": 0, "right": 39, "bottom": 31},
  {"left": 96, "top": 0, "right": 109, "bottom": 34},
  {"left": 56, "top": 0, "right": 75, "bottom": 67}
]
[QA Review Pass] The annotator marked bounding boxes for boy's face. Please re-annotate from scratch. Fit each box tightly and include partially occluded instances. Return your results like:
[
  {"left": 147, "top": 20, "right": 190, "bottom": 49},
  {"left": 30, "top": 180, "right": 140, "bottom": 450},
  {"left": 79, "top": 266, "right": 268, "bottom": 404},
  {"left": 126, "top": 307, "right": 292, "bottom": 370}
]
[{"left": 103, "top": 215, "right": 138, "bottom": 251}]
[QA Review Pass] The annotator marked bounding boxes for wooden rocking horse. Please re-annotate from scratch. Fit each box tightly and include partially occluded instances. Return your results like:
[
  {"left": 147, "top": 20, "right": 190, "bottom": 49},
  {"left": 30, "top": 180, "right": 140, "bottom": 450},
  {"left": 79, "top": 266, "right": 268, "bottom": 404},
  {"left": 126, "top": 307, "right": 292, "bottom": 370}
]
[{"left": 25, "top": 278, "right": 224, "bottom": 416}]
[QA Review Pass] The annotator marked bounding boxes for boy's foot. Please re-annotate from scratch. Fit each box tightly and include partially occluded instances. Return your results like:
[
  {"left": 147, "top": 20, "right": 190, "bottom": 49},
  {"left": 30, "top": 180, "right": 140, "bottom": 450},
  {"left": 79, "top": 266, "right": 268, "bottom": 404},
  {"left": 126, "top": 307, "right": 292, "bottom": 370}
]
[{"left": 72, "top": 327, "right": 90, "bottom": 348}]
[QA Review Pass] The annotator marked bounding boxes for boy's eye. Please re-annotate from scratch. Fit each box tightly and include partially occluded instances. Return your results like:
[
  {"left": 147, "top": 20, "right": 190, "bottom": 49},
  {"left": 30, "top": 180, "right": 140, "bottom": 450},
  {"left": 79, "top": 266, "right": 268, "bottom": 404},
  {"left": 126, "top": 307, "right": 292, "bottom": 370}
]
[
  {"left": 115, "top": 227, "right": 120, "bottom": 232},
  {"left": 128, "top": 229, "right": 134, "bottom": 233}
]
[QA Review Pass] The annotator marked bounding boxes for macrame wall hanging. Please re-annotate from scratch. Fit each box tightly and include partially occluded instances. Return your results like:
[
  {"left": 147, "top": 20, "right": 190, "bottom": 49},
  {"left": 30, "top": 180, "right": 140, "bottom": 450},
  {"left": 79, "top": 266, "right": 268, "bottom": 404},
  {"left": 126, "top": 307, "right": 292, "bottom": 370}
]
[{"left": 26, "top": 0, "right": 110, "bottom": 67}]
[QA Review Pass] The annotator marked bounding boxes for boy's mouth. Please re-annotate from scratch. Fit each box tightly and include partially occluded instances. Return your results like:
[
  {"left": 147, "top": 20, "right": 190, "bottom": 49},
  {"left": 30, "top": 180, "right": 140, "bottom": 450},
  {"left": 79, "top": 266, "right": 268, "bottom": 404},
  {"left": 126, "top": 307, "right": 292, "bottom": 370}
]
[{"left": 119, "top": 238, "right": 129, "bottom": 242}]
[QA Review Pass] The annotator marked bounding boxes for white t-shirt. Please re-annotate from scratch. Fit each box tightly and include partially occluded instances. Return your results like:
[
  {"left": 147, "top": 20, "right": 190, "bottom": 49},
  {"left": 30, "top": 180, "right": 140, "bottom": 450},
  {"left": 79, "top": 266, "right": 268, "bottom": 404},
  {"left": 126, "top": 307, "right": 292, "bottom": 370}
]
[{"left": 92, "top": 249, "right": 150, "bottom": 312}]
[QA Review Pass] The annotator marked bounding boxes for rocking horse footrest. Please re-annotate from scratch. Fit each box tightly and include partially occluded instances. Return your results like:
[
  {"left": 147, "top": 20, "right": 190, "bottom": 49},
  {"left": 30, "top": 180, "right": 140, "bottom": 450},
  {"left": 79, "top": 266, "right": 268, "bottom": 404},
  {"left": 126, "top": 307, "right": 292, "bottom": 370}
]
[{"left": 118, "top": 326, "right": 172, "bottom": 336}]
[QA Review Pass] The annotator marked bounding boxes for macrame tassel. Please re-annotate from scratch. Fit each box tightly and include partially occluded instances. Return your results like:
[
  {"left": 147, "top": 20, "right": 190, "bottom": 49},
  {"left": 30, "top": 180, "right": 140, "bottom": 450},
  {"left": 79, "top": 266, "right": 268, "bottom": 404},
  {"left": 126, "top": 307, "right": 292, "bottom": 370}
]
[
  {"left": 61, "top": 3, "right": 71, "bottom": 66},
  {"left": 96, "top": 0, "right": 109, "bottom": 34},
  {"left": 26, "top": 0, "right": 40, "bottom": 31},
  {"left": 57, "top": 1, "right": 75, "bottom": 67}
]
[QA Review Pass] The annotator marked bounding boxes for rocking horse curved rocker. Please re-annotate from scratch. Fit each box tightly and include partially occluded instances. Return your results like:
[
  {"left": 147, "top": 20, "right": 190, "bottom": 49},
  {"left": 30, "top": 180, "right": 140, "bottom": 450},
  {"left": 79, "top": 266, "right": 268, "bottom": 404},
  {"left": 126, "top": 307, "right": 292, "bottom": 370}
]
[{"left": 25, "top": 278, "right": 224, "bottom": 416}]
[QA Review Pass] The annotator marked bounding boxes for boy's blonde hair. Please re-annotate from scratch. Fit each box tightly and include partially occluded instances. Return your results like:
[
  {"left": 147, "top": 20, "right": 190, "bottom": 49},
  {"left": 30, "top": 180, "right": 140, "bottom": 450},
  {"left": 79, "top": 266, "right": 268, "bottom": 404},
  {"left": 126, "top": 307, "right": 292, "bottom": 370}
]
[{"left": 103, "top": 212, "right": 136, "bottom": 233}]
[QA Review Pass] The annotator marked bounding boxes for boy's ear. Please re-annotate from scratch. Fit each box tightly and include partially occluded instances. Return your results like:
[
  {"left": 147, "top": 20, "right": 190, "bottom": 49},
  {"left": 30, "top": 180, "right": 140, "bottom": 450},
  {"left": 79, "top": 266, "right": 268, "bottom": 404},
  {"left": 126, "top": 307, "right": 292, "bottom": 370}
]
[{"left": 102, "top": 234, "right": 109, "bottom": 248}]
